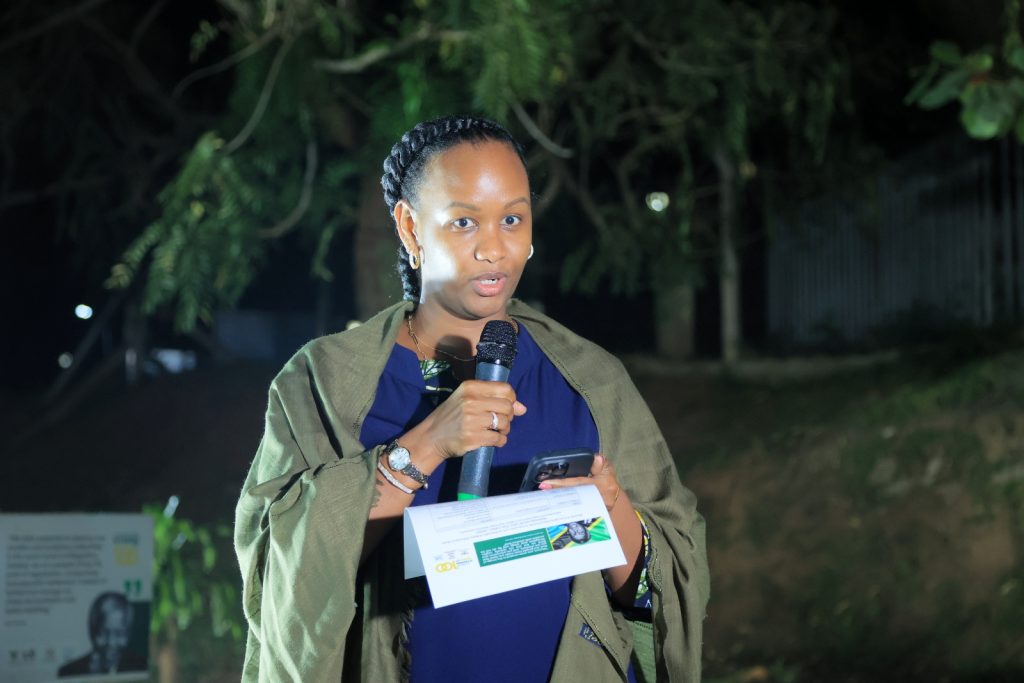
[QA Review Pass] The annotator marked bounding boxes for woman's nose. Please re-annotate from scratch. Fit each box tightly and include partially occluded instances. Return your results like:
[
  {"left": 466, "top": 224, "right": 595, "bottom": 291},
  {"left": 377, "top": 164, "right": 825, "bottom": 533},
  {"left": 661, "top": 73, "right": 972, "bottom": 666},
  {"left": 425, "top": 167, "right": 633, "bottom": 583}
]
[{"left": 473, "top": 226, "right": 505, "bottom": 262}]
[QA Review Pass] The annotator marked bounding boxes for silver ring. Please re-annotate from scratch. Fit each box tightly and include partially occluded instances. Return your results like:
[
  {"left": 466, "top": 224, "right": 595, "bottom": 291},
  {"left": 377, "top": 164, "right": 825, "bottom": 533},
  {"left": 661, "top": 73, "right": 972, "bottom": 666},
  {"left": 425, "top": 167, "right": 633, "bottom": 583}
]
[{"left": 490, "top": 411, "right": 499, "bottom": 431}]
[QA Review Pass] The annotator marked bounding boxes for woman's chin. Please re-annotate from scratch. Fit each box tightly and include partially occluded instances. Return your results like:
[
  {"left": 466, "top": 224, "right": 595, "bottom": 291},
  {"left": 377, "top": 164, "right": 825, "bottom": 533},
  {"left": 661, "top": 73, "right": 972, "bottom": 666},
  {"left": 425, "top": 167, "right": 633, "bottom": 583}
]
[
  {"left": 453, "top": 294, "right": 513, "bottom": 321},
  {"left": 422, "top": 283, "right": 517, "bottom": 321}
]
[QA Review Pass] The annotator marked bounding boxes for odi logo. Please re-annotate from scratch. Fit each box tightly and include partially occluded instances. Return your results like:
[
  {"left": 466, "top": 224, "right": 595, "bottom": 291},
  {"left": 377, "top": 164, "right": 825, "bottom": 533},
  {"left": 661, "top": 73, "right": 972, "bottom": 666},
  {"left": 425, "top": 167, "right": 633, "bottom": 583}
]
[{"left": 434, "top": 561, "right": 459, "bottom": 573}]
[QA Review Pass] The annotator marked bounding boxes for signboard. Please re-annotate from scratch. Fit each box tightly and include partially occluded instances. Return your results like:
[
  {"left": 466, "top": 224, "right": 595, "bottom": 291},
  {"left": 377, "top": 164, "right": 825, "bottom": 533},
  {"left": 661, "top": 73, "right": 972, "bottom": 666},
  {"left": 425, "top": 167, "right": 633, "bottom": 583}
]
[{"left": 1, "top": 514, "right": 153, "bottom": 683}]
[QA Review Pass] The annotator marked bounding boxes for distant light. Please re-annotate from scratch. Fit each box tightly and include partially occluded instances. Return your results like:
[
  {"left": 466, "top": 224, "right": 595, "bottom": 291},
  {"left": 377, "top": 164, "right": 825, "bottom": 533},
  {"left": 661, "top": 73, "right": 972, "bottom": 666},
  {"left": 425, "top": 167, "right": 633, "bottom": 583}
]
[
  {"left": 58, "top": 352, "right": 73, "bottom": 369},
  {"left": 646, "top": 192, "right": 669, "bottom": 212},
  {"left": 75, "top": 304, "right": 93, "bottom": 320},
  {"left": 151, "top": 348, "right": 197, "bottom": 374}
]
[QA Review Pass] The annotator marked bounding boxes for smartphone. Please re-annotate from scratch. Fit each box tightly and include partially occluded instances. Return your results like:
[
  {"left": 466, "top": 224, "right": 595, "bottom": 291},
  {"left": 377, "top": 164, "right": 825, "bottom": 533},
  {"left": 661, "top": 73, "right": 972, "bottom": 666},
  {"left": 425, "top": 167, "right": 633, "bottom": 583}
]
[{"left": 519, "top": 448, "right": 595, "bottom": 492}]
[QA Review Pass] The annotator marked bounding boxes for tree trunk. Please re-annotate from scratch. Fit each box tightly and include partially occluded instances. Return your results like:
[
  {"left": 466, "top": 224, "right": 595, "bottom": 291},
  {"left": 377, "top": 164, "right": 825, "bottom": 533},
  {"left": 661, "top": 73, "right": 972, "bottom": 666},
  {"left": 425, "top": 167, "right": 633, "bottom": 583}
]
[
  {"left": 314, "top": 275, "right": 334, "bottom": 336},
  {"left": 714, "top": 147, "right": 741, "bottom": 364},
  {"left": 156, "top": 621, "right": 179, "bottom": 683},
  {"left": 123, "top": 296, "right": 147, "bottom": 385},
  {"left": 654, "top": 281, "right": 696, "bottom": 359},
  {"left": 354, "top": 171, "right": 401, "bottom": 320}
]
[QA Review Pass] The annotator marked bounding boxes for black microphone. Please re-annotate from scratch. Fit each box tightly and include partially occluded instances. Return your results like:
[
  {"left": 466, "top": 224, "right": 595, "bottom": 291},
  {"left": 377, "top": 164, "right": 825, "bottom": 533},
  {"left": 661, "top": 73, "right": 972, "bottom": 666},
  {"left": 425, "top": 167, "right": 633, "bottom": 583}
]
[{"left": 457, "top": 320, "right": 518, "bottom": 500}]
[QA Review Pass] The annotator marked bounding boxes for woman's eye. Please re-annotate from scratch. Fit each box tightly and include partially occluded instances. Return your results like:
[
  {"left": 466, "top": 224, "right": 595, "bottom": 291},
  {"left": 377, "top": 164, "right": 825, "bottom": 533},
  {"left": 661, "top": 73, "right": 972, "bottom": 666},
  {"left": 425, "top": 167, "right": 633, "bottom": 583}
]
[
  {"left": 452, "top": 218, "right": 475, "bottom": 230},
  {"left": 502, "top": 215, "right": 522, "bottom": 227}
]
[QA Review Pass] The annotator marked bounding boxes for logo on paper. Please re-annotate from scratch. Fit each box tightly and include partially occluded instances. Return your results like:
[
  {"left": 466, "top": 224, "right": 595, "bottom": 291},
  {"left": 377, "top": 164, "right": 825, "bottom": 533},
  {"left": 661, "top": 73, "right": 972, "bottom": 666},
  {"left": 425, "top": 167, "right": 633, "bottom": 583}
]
[{"left": 432, "top": 549, "right": 473, "bottom": 573}]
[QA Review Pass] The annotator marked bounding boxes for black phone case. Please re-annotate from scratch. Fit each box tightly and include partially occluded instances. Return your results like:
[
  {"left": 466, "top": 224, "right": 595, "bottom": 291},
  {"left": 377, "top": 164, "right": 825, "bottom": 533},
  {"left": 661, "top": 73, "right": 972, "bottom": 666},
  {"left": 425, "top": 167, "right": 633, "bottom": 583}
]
[{"left": 519, "top": 448, "right": 595, "bottom": 492}]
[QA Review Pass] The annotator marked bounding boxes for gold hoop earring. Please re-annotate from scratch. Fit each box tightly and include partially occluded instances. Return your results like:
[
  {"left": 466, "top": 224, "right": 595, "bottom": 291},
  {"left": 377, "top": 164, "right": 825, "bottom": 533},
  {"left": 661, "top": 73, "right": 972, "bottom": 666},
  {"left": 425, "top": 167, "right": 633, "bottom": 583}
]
[
  {"left": 409, "top": 249, "right": 421, "bottom": 270},
  {"left": 528, "top": 244, "right": 534, "bottom": 260}
]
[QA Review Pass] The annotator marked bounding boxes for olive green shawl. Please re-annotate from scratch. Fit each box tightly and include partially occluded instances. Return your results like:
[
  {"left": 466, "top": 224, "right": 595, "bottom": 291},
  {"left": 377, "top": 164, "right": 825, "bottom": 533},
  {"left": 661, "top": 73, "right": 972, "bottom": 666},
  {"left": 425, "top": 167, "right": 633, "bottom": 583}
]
[{"left": 234, "top": 300, "right": 709, "bottom": 681}]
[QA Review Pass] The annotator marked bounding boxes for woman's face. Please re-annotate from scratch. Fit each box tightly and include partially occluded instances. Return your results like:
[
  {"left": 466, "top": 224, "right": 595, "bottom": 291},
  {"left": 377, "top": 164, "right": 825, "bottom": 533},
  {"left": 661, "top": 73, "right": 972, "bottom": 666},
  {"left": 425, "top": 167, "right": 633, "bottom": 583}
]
[{"left": 405, "top": 140, "right": 532, "bottom": 320}]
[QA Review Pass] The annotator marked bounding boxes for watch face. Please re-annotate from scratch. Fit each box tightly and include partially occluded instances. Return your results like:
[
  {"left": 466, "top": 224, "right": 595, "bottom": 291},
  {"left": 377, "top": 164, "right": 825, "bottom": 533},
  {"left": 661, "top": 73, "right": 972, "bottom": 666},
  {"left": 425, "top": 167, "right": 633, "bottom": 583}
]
[{"left": 388, "top": 446, "right": 411, "bottom": 471}]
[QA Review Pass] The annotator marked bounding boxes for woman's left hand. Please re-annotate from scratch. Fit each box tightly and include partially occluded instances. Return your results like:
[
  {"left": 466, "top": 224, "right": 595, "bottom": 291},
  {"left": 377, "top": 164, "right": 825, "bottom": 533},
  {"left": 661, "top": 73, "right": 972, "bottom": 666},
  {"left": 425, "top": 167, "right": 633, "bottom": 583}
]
[
  {"left": 538, "top": 453, "right": 622, "bottom": 511},
  {"left": 540, "top": 452, "right": 642, "bottom": 603}
]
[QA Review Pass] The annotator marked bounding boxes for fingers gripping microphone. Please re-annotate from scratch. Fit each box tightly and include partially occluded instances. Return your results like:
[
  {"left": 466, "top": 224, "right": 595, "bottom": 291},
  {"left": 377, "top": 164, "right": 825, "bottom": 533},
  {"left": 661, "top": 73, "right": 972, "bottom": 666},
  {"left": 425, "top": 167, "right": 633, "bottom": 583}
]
[{"left": 457, "top": 320, "right": 518, "bottom": 500}]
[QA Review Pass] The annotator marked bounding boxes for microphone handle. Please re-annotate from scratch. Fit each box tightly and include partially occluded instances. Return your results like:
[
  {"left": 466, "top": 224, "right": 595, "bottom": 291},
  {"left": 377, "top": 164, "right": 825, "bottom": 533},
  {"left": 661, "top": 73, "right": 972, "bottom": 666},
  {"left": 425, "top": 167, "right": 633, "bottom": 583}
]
[{"left": 457, "top": 361, "right": 510, "bottom": 500}]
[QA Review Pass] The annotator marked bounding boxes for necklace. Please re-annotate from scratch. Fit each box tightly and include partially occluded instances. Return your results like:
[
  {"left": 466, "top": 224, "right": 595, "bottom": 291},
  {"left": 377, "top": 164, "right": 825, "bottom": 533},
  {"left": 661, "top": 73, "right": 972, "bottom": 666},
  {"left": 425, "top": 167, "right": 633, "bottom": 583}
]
[
  {"left": 405, "top": 313, "right": 519, "bottom": 363},
  {"left": 406, "top": 315, "right": 476, "bottom": 362}
]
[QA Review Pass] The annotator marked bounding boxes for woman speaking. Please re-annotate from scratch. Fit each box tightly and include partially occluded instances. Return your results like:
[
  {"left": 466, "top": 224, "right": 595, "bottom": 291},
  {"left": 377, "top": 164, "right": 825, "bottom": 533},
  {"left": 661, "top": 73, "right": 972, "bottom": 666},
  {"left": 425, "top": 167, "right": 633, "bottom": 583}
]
[{"left": 234, "top": 116, "right": 709, "bottom": 682}]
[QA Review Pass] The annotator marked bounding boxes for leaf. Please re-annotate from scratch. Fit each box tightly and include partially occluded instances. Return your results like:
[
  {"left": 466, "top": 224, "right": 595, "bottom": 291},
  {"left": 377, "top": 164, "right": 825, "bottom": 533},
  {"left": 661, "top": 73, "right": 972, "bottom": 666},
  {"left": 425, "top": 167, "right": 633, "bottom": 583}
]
[
  {"left": 1008, "top": 46, "right": 1024, "bottom": 72},
  {"left": 916, "top": 69, "right": 971, "bottom": 110},
  {"left": 961, "top": 107, "right": 1002, "bottom": 139},
  {"left": 963, "top": 51, "right": 995, "bottom": 73},
  {"left": 929, "top": 41, "right": 963, "bottom": 66},
  {"left": 905, "top": 62, "right": 940, "bottom": 105}
]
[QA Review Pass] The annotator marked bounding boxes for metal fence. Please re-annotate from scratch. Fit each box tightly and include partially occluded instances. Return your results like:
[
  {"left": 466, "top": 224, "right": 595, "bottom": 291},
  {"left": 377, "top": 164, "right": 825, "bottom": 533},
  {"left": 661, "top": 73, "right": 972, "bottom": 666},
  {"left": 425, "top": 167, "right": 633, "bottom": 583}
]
[{"left": 767, "top": 136, "right": 1024, "bottom": 348}]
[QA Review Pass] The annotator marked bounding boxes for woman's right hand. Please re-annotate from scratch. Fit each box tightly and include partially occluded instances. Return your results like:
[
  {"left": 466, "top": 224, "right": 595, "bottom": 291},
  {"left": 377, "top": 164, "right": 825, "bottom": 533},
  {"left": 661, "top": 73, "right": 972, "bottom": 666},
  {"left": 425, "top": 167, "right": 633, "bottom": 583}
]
[{"left": 408, "top": 380, "right": 527, "bottom": 461}]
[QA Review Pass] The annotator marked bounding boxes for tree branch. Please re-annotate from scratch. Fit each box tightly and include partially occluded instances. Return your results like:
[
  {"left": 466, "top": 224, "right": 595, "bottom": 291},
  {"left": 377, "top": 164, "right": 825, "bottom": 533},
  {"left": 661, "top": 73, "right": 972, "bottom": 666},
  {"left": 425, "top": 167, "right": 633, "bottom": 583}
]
[
  {"left": 80, "top": 15, "right": 188, "bottom": 124},
  {"left": 259, "top": 141, "right": 318, "bottom": 239},
  {"left": 0, "top": 0, "right": 113, "bottom": 54},
  {"left": 172, "top": 26, "right": 280, "bottom": 99},
  {"left": 552, "top": 158, "right": 613, "bottom": 241},
  {"left": 313, "top": 26, "right": 468, "bottom": 74},
  {"left": 0, "top": 176, "right": 112, "bottom": 210},
  {"left": 222, "top": 37, "right": 294, "bottom": 154},
  {"left": 620, "top": 18, "right": 748, "bottom": 77},
  {"left": 128, "top": 0, "right": 170, "bottom": 54},
  {"left": 532, "top": 167, "right": 562, "bottom": 218},
  {"left": 512, "top": 102, "right": 574, "bottom": 159}
]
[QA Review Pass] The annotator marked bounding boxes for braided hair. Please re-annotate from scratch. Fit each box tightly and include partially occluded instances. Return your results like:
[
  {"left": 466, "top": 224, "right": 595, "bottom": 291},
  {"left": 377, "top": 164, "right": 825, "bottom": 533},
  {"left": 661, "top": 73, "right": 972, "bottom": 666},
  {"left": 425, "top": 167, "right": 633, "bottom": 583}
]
[{"left": 381, "top": 115, "right": 528, "bottom": 301}]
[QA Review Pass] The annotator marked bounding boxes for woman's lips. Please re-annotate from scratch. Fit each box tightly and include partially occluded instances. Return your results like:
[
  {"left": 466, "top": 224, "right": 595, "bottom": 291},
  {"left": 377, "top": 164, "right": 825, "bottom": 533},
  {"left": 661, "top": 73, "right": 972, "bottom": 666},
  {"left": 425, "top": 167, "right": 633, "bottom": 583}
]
[{"left": 470, "top": 273, "right": 507, "bottom": 297}]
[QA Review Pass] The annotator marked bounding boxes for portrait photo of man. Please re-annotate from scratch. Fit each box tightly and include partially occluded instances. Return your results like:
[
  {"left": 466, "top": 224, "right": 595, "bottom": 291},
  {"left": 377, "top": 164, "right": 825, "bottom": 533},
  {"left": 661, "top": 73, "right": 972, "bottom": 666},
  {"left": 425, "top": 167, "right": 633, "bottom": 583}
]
[{"left": 58, "top": 592, "right": 147, "bottom": 677}]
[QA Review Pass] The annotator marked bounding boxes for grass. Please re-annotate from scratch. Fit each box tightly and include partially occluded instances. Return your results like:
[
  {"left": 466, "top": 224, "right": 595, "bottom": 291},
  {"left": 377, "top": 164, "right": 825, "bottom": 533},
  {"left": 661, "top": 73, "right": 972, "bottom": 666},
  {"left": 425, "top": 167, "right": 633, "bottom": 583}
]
[{"left": 668, "top": 339, "right": 1024, "bottom": 681}]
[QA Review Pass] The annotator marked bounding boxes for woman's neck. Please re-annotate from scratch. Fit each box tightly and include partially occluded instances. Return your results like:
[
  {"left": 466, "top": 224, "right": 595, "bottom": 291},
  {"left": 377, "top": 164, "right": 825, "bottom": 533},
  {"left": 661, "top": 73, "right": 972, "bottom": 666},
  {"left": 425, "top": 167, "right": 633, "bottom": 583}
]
[{"left": 410, "top": 298, "right": 510, "bottom": 359}]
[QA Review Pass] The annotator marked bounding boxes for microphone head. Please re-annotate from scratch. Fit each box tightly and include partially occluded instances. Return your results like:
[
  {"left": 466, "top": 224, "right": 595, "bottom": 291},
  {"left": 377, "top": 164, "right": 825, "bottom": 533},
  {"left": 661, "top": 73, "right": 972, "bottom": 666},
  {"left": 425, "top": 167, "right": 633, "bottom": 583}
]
[{"left": 476, "top": 320, "right": 518, "bottom": 367}]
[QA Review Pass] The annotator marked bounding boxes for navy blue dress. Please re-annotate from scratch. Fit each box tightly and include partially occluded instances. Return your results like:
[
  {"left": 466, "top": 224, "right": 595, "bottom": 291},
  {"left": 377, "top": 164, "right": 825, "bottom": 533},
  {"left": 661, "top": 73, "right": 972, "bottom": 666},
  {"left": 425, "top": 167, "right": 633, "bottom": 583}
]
[{"left": 360, "top": 323, "right": 600, "bottom": 682}]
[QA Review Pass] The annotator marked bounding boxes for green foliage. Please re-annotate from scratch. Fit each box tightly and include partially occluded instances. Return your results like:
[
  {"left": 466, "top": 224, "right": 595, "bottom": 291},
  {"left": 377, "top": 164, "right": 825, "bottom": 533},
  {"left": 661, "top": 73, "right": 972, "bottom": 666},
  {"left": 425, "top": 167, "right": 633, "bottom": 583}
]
[
  {"left": 908, "top": 0, "right": 1024, "bottom": 140},
  {"left": 109, "top": 26, "right": 360, "bottom": 330},
  {"left": 109, "top": 133, "right": 266, "bottom": 330},
  {"left": 103, "top": 0, "right": 850, "bottom": 329},
  {"left": 190, "top": 21, "right": 221, "bottom": 63},
  {"left": 554, "top": 0, "right": 847, "bottom": 296},
  {"left": 146, "top": 498, "right": 243, "bottom": 643},
  {"left": 106, "top": 0, "right": 571, "bottom": 329}
]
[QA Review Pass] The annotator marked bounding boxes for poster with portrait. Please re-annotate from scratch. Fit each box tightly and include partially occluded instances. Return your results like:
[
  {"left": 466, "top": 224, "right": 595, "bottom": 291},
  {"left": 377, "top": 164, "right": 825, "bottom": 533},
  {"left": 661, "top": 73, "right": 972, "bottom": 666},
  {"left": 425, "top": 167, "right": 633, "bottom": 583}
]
[{"left": 0, "top": 514, "right": 153, "bottom": 683}]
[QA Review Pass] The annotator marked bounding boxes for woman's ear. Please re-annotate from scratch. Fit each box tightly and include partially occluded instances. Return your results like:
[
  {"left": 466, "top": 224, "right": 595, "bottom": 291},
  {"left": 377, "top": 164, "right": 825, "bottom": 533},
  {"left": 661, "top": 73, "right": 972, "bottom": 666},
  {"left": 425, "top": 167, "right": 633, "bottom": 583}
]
[{"left": 393, "top": 199, "right": 419, "bottom": 256}]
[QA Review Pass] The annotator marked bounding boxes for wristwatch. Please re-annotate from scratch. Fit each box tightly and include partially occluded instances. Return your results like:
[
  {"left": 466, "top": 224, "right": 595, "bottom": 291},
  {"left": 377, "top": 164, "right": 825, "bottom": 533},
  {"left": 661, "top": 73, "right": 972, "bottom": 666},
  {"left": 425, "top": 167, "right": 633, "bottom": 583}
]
[{"left": 384, "top": 440, "right": 430, "bottom": 489}]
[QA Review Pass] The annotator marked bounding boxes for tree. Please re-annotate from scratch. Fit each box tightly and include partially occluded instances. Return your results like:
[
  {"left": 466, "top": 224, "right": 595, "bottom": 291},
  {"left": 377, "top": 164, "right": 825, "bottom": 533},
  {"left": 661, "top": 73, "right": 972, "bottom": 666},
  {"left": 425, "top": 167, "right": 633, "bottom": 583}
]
[
  {"left": 3, "top": 0, "right": 853, "bottom": 365},
  {"left": 526, "top": 0, "right": 848, "bottom": 360},
  {"left": 105, "top": 0, "right": 575, "bottom": 330}
]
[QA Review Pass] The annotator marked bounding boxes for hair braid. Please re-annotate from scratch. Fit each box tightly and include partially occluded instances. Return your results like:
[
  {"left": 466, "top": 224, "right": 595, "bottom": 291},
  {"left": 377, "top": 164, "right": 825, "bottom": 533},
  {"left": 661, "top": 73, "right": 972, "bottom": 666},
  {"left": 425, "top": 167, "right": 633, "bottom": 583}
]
[{"left": 381, "top": 115, "right": 528, "bottom": 302}]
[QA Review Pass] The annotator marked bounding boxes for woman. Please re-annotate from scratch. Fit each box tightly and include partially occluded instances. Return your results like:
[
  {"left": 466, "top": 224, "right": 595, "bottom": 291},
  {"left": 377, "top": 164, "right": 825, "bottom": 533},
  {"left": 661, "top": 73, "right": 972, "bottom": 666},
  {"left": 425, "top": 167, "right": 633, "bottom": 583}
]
[{"left": 234, "top": 116, "right": 709, "bottom": 682}]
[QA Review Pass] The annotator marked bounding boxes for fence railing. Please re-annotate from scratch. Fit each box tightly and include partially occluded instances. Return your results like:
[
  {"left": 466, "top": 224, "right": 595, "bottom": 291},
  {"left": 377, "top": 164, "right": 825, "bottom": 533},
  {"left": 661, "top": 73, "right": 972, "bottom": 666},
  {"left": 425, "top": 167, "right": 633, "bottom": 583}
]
[{"left": 767, "top": 136, "right": 1024, "bottom": 347}]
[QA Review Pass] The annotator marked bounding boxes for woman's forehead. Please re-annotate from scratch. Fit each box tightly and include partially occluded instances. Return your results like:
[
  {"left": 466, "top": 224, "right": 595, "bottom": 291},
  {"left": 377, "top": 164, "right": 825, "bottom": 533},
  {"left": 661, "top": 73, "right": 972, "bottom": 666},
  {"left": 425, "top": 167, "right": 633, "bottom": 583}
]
[{"left": 422, "top": 140, "right": 529, "bottom": 199}]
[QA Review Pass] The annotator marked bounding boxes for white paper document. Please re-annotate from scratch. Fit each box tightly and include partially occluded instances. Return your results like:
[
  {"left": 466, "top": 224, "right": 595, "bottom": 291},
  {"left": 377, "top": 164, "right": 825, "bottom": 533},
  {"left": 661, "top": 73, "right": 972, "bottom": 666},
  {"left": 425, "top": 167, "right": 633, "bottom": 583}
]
[{"left": 403, "top": 485, "right": 626, "bottom": 608}]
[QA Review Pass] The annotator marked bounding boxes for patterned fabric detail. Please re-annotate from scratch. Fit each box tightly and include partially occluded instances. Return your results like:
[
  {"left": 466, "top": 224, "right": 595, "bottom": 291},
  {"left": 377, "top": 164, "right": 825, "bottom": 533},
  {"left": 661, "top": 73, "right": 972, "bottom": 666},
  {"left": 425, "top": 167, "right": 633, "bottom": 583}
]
[
  {"left": 420, "top": 359, "right": 457, "bottom": 397},
  {"left": 578, "top": 623, "right": 603, "bottom": 648},
  {"left": 633, "top": 511, "right": 653, "bottom": 610}
]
